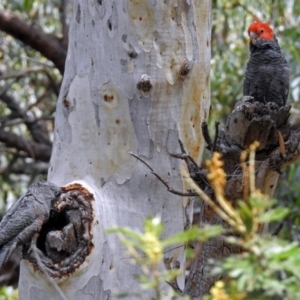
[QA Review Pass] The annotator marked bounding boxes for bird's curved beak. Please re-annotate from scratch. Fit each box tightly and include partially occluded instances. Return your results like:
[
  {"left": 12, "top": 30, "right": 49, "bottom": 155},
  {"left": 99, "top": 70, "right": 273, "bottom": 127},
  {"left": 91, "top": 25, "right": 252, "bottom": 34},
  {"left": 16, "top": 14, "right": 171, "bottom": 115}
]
[{"left": 249, "top": 31, "right": 258, "bottom": 44}]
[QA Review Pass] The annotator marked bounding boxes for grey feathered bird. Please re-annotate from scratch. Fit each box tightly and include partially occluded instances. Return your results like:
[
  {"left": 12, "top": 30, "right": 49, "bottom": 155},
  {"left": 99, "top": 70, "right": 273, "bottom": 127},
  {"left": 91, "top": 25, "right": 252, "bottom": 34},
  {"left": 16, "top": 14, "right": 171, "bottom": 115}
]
[
  {"left": 0, "top": 181, "right": 62, "bottom": 270},
  {"left": 243, "top": 21, "right": 290, "bottom": 107}
]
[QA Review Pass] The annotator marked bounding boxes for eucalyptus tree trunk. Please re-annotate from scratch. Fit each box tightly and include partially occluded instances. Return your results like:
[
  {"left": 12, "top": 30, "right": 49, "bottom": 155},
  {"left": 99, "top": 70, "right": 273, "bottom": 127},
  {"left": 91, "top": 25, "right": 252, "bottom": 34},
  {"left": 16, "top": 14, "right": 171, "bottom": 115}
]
[{"left": 18, "top": 0, "right": 211, "bottom": 299}]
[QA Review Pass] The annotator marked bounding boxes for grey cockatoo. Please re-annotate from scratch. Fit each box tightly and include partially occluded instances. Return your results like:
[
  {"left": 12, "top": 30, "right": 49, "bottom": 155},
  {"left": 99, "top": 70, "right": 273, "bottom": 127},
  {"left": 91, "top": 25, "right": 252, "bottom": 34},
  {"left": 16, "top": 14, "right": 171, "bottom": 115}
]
[{"left": 0, "top": 181, "right": 62, "bottom": 270}]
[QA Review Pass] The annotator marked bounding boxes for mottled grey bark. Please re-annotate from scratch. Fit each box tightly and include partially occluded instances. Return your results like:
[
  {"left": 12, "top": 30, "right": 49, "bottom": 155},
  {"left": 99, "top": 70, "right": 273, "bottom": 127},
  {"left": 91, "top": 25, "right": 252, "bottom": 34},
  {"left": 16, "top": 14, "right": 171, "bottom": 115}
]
[{"left": 18, "top": 1, "right": 211, "bottom": 299}]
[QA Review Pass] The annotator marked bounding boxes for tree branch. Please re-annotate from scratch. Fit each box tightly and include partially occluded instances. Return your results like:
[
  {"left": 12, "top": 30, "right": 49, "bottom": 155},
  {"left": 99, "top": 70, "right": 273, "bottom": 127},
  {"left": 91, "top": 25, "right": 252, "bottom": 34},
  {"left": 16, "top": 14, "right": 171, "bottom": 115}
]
[
  {"left": 10, "top": 162, "right": 48, "bottom": 175},
  {"left": 0, "top": 129, "right": 51, "bottom": 162},
  {"left": 0, "top": 92, "right": 52, "bottom": 145},
  {"left": 129, "top": 152, "right": 198, "bottom": 197},
  {"left": 59, "top": 0, "right": 70, "bottom": 48},
  {"left": 0, "top": 10, "right": 67, "bottom": 74},
  {"left": 0, "top": 90, "right": 23, "bottom": 116}
]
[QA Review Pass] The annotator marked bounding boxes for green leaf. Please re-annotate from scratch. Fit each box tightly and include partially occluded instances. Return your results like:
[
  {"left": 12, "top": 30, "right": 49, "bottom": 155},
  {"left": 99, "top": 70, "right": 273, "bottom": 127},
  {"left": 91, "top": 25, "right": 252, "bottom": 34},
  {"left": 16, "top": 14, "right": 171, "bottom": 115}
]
[
  {"left": 237, "top": 201, "right": 254, "bottom": 233},
  {"left": 162, "top": 225, "right": 223, "bottom": 248},
  {"left": 259, "top": 207, "right": 290, "bottom": 223},
  {"left": 106, "top": 227, "right": 143, "bottom": 242},
  {"left": 23, "top": 0, "right": 34, "bottom": 11}
]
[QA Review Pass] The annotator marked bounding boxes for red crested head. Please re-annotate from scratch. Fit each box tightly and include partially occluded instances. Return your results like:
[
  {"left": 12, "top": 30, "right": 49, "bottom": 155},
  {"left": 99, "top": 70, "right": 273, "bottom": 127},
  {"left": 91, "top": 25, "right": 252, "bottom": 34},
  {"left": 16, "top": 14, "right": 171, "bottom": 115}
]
[{"left": 247, "top": 21, "right": 274, "bottom": 45}]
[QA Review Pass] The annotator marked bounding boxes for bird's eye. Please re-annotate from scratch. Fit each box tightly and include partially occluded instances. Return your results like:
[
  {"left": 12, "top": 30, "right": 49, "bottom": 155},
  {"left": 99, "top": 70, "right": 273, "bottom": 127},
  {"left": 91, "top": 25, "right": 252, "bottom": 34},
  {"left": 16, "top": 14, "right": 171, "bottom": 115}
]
[{"left": 260, "top": 29, "right": 264, "bottom": 33}]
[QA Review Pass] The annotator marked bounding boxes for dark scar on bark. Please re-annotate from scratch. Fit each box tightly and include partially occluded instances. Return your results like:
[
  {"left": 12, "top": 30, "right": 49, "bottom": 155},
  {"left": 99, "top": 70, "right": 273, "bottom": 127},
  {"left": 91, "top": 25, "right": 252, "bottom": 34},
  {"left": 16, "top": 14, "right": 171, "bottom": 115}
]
[
  {"left": 23, "top": 183, "right": 94, "bottom": 278},
  {"left": 178, "top": 59, "right": 190, "bottom": 80},
  {"left": 63, "top": 98, "right": 71, "bottom": 108},
  {"left": 137, "top": 76, "right": 152, "bottom": 93}
]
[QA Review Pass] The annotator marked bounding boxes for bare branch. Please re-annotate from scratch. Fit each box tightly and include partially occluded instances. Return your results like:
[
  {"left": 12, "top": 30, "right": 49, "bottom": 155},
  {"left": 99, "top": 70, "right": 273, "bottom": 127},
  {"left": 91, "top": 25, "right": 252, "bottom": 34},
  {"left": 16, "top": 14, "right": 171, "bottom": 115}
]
[
  {"left": 1, "top": 116, "right": 54, "bottom": 128},
  {"left": 272, "top": 223, "right": 283, "bottom": 236},
  {"left": 0, "top": 129, "right": 51, "bottom": 162},
  {"left": 0, "top": 90, "right": 23, "bottom": 116},
  {"left": 3, "top": 161, "right": 49, "bottom": 175},
  {"left": 0, "top": 10, "right": 67, "bottom": 74},
  {"left": 0, "top": 67, "right": 59, "bottom": 96},
  {"left": 59, "top": 0, "right": 70, "bottom": 48},
  {"left": 0, "top": 67, "right": 45, "bottom": 80},
  {"left": 129, "top": 152, "right": 198, "bottom": 197},
  {"left": 0, "top": 92, "right": 52, "bottom": 145}
]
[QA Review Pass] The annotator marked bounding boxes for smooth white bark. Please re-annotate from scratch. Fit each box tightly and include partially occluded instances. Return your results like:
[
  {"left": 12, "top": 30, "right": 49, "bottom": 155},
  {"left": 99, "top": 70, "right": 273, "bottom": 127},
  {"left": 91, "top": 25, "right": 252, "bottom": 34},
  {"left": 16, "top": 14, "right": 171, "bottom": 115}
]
[{"left": 19, "top": 1, "right": 211, "bottom": 299}]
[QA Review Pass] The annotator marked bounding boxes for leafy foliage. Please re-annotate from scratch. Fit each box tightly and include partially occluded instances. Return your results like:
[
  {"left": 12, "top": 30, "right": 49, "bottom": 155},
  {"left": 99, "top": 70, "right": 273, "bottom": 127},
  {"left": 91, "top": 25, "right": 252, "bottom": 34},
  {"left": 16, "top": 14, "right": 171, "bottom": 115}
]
[
  {"left": 0, "top": 0, "right": 299, "bottom": 200},
  {"left": 0, "top": 287, "right": 17, "bottom": 300},
  {"left": 0, "top": 0, "right": 65, "bottom": 202},
  {"left": 108, "top": 216, "right": 223, "bottom": 299},
  {"left": 109, "top": 145, "right": 300, "bottom": 299}
]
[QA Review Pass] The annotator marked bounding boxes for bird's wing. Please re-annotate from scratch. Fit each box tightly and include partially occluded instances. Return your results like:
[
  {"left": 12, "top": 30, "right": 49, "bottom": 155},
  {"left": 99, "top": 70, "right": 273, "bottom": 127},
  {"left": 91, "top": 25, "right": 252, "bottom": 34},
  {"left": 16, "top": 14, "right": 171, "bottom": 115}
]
[
  {"left": 0, "top": 195, "right": 37, "bottom": 246},
  {"left": 283, "top": 65, "right": 290, "bottom": 101},
  {"left": 0, "top": 192, "right": 32, "bottom": 228},
  {"left": 243, "top": 63, "right": 252, "bottom": 96}
]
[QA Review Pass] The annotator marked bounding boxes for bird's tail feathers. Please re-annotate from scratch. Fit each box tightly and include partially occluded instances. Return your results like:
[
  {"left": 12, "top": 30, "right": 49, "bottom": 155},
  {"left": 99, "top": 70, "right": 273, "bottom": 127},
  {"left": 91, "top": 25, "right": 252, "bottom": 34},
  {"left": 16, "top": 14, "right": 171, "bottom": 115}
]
[{"left": 0, "top": 240, "right": 17, "bottom": 271}]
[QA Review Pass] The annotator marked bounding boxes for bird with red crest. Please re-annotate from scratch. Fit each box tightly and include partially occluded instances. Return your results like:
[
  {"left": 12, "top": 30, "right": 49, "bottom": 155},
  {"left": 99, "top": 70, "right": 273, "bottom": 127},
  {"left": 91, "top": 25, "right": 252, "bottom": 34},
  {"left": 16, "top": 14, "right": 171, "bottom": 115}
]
[{"left": 243, "top": 20, "right": 290, "bottom": 107}]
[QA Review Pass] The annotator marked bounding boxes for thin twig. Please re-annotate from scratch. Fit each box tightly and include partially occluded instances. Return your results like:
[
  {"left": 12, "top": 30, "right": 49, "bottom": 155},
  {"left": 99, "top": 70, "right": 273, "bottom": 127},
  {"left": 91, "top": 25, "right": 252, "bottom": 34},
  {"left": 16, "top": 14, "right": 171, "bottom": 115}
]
[
  {"left": 21, "top": 57, "right": 54, "bottom": 68},
  {"left": 178, "top": 139, "right": 186, "bottom": 154},
  {"left": 182, "top": 166, "right": 246, "bottom": 233},
  {"left": 271, "top": 223, "right": 283, "bottom": 236},
  {"left": 170, "top": 152, "right": 200, "bottom": 172},
  {"left": 0, "top": 66, "right": 44, "bottom": 80},
  {"left": 171, "top": 139, "right": 200, "bottom": 172},
  {"left": 0, "top": 79, "right": 19, "bottom": 98},
  {"left": 129, "top": 152, "right": 198, "bottom": 197},
  {"left": 1, "top": 116, "right": 54, "bottom": 128},
  {"left": 212, "top": 121, "right": 220, "bottom": 151}
]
